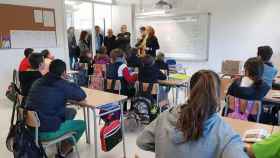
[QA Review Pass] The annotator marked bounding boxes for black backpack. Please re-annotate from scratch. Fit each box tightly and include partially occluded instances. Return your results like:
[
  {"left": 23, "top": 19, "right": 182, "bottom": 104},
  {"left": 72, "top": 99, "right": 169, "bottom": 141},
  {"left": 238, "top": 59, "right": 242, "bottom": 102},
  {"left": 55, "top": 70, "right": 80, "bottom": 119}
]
[
  {"left": 6, "top": 97, "right": 47, "bottom": 158},
  {"left": 131, "top": 83, "right": 159, "bottom": 124}
]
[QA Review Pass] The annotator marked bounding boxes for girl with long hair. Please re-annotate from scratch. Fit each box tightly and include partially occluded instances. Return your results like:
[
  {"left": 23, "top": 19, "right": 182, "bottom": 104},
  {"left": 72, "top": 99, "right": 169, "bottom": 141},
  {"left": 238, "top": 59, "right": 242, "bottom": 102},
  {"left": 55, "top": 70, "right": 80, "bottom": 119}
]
[{"left": 137, "top": 70, "right": 248, "bottom": 158}]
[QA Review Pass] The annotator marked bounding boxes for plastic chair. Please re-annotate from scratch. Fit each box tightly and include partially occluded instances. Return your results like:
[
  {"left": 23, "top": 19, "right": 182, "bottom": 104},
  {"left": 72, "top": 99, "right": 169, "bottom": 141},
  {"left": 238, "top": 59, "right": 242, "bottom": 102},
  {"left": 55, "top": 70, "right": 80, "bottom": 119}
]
[
  {"left": 224, "top": 95, "right": 261, "bottom": 122},
  {"left": 19, "top": 108, "right": 80, "bottom": 158}
]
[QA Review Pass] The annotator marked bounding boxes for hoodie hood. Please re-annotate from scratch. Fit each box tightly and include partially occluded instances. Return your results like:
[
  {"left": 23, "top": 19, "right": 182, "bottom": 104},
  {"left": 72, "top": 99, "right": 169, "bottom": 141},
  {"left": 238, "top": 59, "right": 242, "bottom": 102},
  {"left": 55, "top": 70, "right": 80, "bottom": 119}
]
[{"left": 167, "top": 107, "right": 220, "bottom": 144}]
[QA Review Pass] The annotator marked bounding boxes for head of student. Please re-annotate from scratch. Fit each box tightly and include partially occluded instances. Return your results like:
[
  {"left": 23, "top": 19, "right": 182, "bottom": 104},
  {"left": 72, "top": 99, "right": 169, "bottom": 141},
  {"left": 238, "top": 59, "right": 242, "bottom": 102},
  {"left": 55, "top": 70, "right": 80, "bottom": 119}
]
[
  {"left": 28, "top": 53, "right": 44, "bottom": 70},
  {"left": 140, "top": 26, "right": 146, "bottom": 35},
  {"left": 257, "top": 45, "right": 273, "bottom": 63},
  {"left": 99, "top": 46, "right": 107, "bottom": 56},
  {"left": 24, "top": 48, "right": 34, "bottom": 58},
  {"left": 244, "top": 57, "right": 264, "bottom": 86},
  {"left": 79, "top": 30, "right": 89, "bottom": 41},
  {"left": 49, "top": 59, "right": 67, "bottom": 78},
  {"left": 110, "top": 48, "right": 124, "bottom": 63},
  {"left": 121, "top": 25, "right": 128, "bottom": 33},
  {"left": 176, "top": 70, "right": 221, "bottom": 142},
  {"left": 156, "top": 52, "right": 165, "bottom": 62},
  {"left": 41, "top": 49, "right": 54, "bottom": 59},
  {"left": 142, "top": 54, "right": 155, "bottom": 67}
]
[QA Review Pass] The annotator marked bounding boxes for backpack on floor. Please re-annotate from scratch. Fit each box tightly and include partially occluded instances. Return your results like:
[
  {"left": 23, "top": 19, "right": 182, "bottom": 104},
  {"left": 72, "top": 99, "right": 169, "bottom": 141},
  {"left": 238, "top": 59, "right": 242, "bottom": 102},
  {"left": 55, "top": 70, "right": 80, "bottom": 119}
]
[
  {"left": 131, "top": 83, "right": 159, "bottom": 124},
  {"left": 100, "top": 120, "right": 122, "bottom": 152}
]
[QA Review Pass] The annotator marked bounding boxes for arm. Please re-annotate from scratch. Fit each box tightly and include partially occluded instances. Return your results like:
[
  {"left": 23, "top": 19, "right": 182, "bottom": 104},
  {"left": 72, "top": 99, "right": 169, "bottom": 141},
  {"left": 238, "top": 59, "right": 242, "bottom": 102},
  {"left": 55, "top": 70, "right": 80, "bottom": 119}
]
[
  {"left": 122, "top": 67, "right": 137, "bottom": 83},
  {"left": 118, "top": 33, "right": 131, "bottom": 43},
  {"left": 63, "top": 81, "right": 87, "bottom": 101},
  {"left": 136, "top": 119, "right": 157, "bottom": 152},
  {"left": 222, "top": 135, "right": 249, "bottom": 158},
  {"left": 252, "top": 133, "right": 280, "bottom": 158}
]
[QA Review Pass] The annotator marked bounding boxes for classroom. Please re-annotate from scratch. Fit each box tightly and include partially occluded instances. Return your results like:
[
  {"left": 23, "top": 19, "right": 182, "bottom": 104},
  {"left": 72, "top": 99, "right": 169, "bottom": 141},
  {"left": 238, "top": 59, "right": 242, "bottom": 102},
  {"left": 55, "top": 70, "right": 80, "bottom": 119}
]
[{"left": 1, "top": 0, "right": 280, "bottom": 158}]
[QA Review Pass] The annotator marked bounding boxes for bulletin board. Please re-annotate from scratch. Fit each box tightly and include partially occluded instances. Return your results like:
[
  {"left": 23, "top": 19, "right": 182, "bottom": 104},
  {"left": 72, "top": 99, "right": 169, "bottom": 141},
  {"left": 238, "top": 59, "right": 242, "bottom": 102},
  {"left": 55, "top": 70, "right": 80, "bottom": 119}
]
[{"left": 0, "top": 4, "right": 57, "bottom": 49}]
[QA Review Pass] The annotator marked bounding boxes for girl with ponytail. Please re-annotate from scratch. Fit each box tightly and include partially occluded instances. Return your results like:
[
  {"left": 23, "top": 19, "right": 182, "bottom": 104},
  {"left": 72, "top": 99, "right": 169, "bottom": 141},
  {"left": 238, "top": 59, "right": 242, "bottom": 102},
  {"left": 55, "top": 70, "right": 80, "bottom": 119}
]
[{"left": 137, "top": 70, "right": 248, "bottom": 158}]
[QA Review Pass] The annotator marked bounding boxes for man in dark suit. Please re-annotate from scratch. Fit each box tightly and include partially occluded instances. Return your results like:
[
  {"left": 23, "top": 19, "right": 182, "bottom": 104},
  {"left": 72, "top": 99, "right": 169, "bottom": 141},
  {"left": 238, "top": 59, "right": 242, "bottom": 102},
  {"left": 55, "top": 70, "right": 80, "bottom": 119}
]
[
  {"left": 116, "top": 25, "right": 131, "bottom": 52},
  {"left": 95, "top": 25, "right": 104, "bottom": 53},
  {"left": 104, "top": 29, "right": 116, "bottom": 55}
]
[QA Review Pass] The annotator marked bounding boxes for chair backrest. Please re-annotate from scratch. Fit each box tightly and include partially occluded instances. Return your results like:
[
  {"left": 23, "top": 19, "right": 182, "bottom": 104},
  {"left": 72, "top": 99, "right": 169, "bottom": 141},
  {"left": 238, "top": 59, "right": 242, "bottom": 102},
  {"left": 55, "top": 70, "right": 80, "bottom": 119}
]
[
  {"left": 18, "top": 107, "right": 40, "bottom": 128},
  {"left": 93, "top": 64, "right": 107, "bottom": 77},
  {"left": 220, "top": 78, "right": 234, "bottom": 100},
  {"left": 138, "top": 82, "right": 159, "bottom": 95},
  {"left": 227, "top": 95, "right": 260, "bottom": 115},
  {"left": 88, "top": 75, "right": 104, "bottom": 90}
]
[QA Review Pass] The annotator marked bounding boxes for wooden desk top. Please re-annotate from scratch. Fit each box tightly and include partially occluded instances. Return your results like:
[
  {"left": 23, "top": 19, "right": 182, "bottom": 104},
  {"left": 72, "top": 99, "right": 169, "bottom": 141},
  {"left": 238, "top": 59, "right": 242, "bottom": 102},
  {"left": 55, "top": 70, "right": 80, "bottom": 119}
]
[
  {"left": 223, "top": 117, "right": 274, "bottom": 136},
  {"left": 264, "top": 90, "right": 280, "bottom": 104},
  {"left": 70, "top": 87, "right": 127, "bottom": 108},
  {"left": 158, "top": 79, "right": 187, "bottom": 87}
]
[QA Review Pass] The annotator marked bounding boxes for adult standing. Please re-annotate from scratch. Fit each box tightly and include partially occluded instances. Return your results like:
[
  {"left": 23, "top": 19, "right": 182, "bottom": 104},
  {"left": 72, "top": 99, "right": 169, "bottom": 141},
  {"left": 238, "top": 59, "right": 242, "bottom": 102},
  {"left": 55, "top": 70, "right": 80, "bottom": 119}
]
[
  {"left": 78, "top": 31, "right": 90, "bottom": 55},
  {"left": 145, "top": 26, "right": 160, "bottom": 57},
  {"left": 95, "top": 25, "right": 104, "bottom": 53},
  {"left": 104, "top": 29, "right": 116, "bottom": 55},
  {"left": 67, "top": 27, "right": 78, "bottom": 70},
  {"left": 116, "top": 25, "right": 131, "bottom": 52}
]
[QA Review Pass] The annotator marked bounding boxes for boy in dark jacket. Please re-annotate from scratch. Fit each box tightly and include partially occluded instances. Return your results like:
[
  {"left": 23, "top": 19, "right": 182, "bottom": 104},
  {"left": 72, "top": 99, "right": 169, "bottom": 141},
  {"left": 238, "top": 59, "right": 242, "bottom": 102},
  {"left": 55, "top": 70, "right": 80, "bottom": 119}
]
[{"left": 26, "top": 59, "right": 86, "bottom": 157}]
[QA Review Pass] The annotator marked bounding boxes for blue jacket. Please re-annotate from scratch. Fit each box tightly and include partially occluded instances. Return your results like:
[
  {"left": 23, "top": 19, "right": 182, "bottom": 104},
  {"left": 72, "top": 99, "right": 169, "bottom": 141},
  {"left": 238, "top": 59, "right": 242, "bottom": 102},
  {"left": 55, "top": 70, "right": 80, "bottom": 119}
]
[
  {"left": 137, "top": 106, "right": 249, "bottom": 158},
  {"left": 26, "top": 73, "right": 86, "bottom": 132},
  {"left": 262, "top": 63, "right": 278, "bottom": 87}
]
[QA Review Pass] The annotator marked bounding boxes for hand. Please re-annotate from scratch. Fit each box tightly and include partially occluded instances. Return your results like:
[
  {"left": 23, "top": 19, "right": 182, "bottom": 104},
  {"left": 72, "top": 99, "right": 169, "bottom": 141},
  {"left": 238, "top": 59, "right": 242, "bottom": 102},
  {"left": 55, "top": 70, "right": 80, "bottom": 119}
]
[{"left": 245, "top": 143, "right": 256, "bottom": 158}]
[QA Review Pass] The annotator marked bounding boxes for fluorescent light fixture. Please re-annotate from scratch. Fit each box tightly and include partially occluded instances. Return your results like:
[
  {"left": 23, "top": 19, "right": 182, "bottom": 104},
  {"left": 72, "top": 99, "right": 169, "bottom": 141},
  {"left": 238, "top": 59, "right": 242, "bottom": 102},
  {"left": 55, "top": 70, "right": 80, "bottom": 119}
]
[
  {"left": 155, "top": 0, "right": 173, "bottom": 10},
  {"left": 138, "top": 10, "right": 166, "bottom": 16},
  {"left": 91, "top": 0, "right": 113, "bottom": 4},
  {"left": 65, "top": 0, "right": 76, "bottom": 5}
]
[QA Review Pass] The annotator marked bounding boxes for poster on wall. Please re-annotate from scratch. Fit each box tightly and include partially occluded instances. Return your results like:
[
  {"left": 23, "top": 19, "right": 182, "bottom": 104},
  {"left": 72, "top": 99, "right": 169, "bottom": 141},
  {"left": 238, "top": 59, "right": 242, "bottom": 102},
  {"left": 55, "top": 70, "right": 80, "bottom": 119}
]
[
  {"left": 34, "top": 9, "right": 43, "bottom": 23},
  {"left": 43, "top": 10, "right": 55, "bottom": 27},
  {"left": 0, "top": 34, "right": 11, "bottom": 49},
  {"left": 10, "top": 30, "right": 57, "bottom": 48}
]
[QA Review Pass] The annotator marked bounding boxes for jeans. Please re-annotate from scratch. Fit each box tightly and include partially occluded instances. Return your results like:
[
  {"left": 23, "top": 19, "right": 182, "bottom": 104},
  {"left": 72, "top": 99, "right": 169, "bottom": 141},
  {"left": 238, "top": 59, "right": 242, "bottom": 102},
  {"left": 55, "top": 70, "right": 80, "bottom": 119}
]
[{"left": 69, "top": 54, "right": 78, "bottom": 70}]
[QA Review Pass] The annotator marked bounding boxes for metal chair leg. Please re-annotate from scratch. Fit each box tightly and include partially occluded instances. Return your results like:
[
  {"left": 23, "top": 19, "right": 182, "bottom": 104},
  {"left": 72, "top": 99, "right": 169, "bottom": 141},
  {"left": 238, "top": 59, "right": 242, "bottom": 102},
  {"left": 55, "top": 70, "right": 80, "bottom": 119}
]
[{"left": 71, "top": 136, "right": 80, "bottom": 158}]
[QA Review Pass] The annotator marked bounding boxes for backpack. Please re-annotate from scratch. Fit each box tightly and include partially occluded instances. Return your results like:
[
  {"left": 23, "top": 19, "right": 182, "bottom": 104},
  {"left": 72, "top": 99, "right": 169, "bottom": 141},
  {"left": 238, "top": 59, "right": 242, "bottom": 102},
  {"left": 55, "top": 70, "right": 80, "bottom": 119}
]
[
  {"left": 100, "top": 120, "right": 122, "bottom": 152},
  {"left": 131, "top": 83, "right": 159, "bottom": 124},
  {"left": 98, "top": 103, "right": 120, "bottom": 124},
  {"left": 6, "top": 100, "right": 47, "bottom": 158}
]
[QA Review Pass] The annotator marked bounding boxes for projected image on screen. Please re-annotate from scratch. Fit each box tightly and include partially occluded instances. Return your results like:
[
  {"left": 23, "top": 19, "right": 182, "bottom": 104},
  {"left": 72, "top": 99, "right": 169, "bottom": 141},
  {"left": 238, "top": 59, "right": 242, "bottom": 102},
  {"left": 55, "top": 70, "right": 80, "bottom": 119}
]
[{"left": 136, "top": 13, "right": 210, "bottom": 61}]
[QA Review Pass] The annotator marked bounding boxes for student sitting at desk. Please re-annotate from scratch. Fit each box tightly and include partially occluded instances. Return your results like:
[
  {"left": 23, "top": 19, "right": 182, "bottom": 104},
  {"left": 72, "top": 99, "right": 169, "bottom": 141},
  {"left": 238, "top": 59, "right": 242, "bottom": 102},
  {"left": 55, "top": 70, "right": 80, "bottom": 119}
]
[
  {"left": 26, "top": 59, "right": 86, "bottom": 158},
  {"left": 138, "top": 55, "right": 166, "bottom": 83},
  {"left": 107, "top": 48, "right": 137, "bottom": 111},
  {"left": 226, "top": 57, "right": 270, "bottom": 121},
  {"left": 19, "top": 53, "right": 44, "bottom": 105},
  {"left": 257, "top": 46, "right": 278, "bottom": 88},
  {"left": 19, "top": 48, "right": 34, "bottom": 72},
  {"left": 245, "top": 132, "right": 280, "bottom": 158},
  {"left": 154, "top": 52, "right": 169, "bottom": 73},
  {"left": 137, "top": 70, "right": 248, "bottom": 158}
]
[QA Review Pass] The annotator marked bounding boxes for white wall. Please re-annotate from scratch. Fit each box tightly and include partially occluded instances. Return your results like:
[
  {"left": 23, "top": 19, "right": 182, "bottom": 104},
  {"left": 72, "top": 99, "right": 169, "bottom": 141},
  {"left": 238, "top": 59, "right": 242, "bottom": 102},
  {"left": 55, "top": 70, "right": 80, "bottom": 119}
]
[
  {"left": 0, "top": 0, "right": 67, "bottom": 100},
  {"left": 112, "top": 5, "right": 133, "bottom": 36},
  {"left": 176, "top": 0, "right": 280, "bottom": 74}
]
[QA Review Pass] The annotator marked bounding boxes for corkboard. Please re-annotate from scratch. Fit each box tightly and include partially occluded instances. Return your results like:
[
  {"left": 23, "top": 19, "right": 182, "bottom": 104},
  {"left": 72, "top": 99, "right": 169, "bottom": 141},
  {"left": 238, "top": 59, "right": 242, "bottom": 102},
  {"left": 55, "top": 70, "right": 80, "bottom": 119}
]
[{"left": 0, "top": 3, "right": 56, "bottom": 37}]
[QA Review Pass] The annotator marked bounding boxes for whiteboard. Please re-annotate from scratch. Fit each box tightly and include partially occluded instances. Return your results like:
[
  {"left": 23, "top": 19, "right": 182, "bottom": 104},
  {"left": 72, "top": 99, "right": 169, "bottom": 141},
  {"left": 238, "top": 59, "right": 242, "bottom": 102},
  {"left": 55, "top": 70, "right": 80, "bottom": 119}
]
[
  {"left": 135, "top": 13, "right": 210, "bottom": 61},
  {"left": 10, "top": 30, "right": 57, "bottom": 48}
]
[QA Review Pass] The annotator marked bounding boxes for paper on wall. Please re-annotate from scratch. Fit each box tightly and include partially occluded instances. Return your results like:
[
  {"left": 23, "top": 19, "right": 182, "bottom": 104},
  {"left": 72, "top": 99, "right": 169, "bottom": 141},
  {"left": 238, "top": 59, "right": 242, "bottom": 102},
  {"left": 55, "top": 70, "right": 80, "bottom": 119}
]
[
  {"left": 34, "top": 9, "right": 43, "bottom": 23},
  {"left": 43, "top": 10, "right": 55, "bottom": 27}
]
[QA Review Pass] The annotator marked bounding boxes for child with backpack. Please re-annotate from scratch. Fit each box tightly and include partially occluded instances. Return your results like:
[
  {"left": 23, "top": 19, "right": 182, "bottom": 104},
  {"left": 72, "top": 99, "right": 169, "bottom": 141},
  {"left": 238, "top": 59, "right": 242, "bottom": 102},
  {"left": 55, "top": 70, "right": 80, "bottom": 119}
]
[{"left": 107, "top": 49, "right": 137, "bottom": 111}]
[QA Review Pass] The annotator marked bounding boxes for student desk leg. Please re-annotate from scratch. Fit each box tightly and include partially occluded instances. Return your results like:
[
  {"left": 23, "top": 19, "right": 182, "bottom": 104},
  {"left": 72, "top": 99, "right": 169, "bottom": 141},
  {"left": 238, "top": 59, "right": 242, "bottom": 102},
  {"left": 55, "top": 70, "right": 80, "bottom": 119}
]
[{"left": 120, "top": 101, "right": 127, "bottom": 158}]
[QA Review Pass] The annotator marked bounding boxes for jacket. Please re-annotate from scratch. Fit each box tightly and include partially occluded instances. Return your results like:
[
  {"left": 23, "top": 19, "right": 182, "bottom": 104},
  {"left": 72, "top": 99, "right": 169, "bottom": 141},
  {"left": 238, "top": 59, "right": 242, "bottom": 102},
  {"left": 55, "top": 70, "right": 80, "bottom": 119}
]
[
  {"left": 26, "top": 73, "right": 86, "bottom": 132},
  {"left": 137, "top": 106, "right": 249, "bottom": 158},
  {"left": 117, "top": 32, "right": 131, "bottom": 52},
  {"left": 227, "top": 78, "right": 270, "bottom": 100},
  {"left": 146, "top": 36, "right": 160, "bottom": 57},
  {"left": 262, "top": 63, "right": 278, "bottom": 87},
  {"left": 139, "top": 65, "right": 166, "bottom": 83},
  {"left": 104, "top": 35, "right": 116, "bottom": 54}
]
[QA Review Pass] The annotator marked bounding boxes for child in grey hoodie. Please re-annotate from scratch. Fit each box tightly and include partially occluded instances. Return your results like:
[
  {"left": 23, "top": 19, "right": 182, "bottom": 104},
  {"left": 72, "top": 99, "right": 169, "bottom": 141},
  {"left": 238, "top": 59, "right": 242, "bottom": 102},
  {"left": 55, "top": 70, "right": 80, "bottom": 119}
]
[{"left": 137, "top": 70, "right": 249, "bottom": 158}]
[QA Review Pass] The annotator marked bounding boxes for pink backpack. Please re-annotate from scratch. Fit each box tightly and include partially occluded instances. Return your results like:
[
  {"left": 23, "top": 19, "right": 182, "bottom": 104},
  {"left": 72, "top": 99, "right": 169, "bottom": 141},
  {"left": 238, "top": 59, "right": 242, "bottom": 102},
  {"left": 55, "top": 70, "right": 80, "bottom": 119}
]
[{"left": 228, "top": 98, "right": 255, "bottom": 121}]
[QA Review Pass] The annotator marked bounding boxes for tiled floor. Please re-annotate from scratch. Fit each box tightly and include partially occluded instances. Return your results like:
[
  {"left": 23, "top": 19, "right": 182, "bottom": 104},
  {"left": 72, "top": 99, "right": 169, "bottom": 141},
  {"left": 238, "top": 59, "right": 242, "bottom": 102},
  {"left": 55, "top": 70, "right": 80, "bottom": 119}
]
[{"left": 0, "top": 98, "right": 154, "bottom": 158}]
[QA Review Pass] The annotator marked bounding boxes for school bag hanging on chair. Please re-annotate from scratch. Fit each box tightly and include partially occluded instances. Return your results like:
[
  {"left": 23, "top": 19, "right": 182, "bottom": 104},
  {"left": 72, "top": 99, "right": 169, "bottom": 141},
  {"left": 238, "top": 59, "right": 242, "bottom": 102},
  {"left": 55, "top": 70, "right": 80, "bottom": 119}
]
[
  {"left": 6, "top": 97, "right": 47, "bottom": 158},
  {"left": 228, "top": 97, "right": 255, "bottom": 121},
  {"left": 100, "top": 120, "right": 122, "bottom": 152}
]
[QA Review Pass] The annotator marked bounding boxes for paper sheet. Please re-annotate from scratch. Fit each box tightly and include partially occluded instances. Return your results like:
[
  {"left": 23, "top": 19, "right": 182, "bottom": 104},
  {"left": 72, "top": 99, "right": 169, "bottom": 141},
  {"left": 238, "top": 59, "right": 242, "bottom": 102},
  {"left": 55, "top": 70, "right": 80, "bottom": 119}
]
[
  {"left": 34, "top": 9, "right": 43, "bottom": 23},
  {"left": 43, "top": 10, "right": 55, "bottom": 27}
]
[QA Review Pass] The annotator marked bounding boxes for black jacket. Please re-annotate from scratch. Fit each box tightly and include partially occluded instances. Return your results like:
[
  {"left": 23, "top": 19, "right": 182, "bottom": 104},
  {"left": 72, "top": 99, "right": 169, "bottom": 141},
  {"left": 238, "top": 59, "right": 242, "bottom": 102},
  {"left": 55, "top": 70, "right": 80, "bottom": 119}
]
[
  {"left": 139, "top": 65, "right": 167, "bottom": 83},
  {"left": 26, "top": 73, "right": 86, "bottom": 132},
  {"left": 227, "top": 78, "right": 270, "bottom": 100},
  {"left": 116, "top": 32, "right": 131, "bottom": 52},
  {"left": 146, "top": 36, "right": 160, "bottom": 57},
  {"left": 104, "top": 35, "right": 116, "bottom": 55}
]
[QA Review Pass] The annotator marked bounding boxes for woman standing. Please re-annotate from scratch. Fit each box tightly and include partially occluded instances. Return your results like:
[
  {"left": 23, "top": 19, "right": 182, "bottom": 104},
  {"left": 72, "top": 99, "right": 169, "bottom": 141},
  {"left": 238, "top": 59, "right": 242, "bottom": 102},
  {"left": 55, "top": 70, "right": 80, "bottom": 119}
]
[
  {"left": 67, "top": 27, "right": 78, "bottom": 70},
  {"left": 145, "top": 26, "right": 160, "bottom": 57},
  {"left": 78, "top": 31, "right": 90, "bottom": 55}
]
